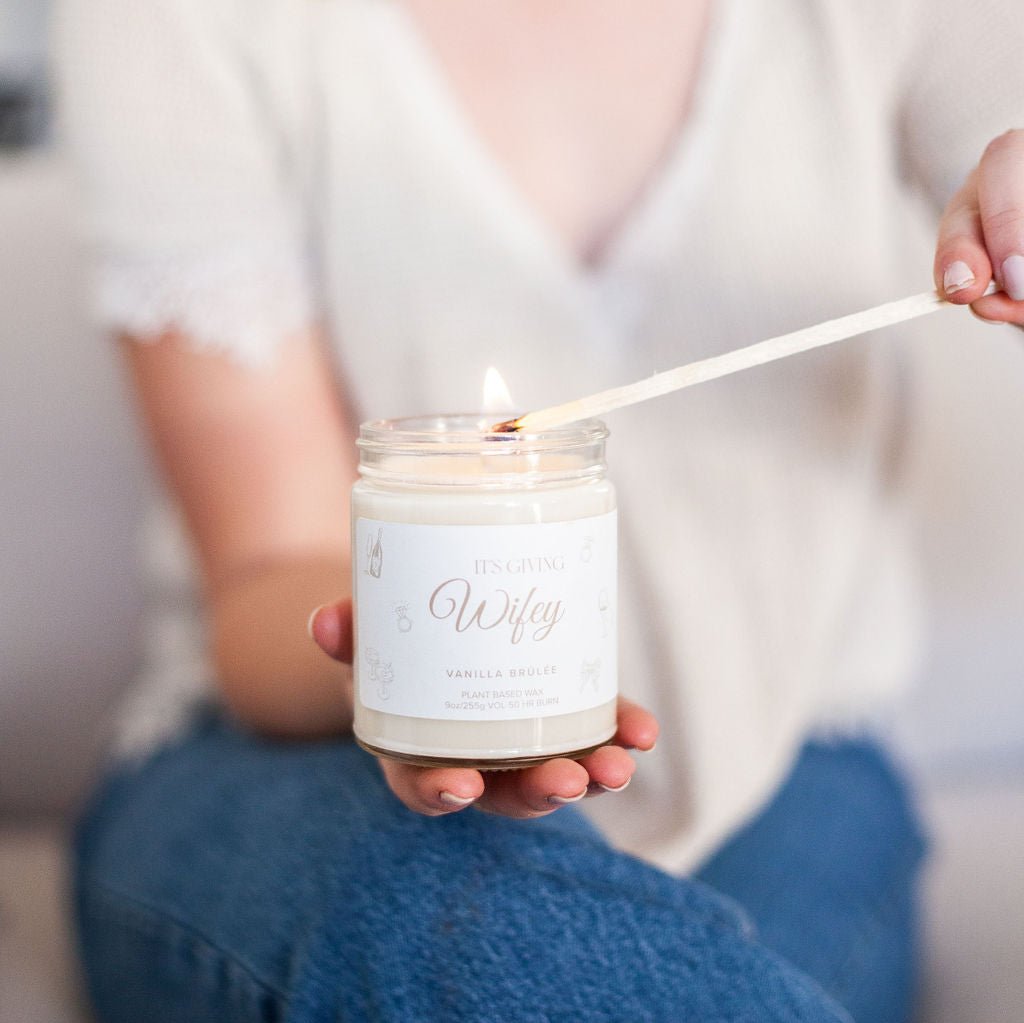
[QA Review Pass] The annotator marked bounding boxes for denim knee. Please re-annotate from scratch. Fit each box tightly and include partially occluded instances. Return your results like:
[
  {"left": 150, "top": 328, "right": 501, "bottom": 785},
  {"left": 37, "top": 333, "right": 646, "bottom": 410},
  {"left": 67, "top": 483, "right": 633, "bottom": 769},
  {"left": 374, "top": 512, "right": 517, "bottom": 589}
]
[{"left": 74, "top": 720, "right": 850, "bottom": 1023}]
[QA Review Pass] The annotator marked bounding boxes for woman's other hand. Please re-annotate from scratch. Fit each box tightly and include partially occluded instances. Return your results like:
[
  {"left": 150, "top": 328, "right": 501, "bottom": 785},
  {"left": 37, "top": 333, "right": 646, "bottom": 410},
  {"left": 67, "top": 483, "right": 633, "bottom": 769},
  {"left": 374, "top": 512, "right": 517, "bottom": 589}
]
[
  {"left": 935, "top": 128, "right": 1024, "bottom": 327},
  {"left": 310, "top": 601, "right": 659, "bottom": 818}
]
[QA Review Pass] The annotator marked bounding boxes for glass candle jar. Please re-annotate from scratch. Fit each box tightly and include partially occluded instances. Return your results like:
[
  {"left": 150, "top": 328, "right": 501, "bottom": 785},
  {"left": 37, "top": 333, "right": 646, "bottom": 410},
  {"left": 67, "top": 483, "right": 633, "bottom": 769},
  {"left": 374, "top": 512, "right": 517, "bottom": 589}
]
[{"left": 351, "top": 414, "right": 617, "bottom": 769}]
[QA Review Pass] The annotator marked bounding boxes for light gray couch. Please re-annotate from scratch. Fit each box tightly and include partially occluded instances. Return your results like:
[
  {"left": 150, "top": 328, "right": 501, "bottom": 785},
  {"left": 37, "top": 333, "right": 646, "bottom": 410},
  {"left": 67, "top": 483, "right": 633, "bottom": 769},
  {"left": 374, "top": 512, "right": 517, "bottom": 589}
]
[
  {"left": 0, "top": 152, "right": 144, "bottom": 1023},
  {"left": 2, "top": 151, "right": 1022, "bottom": 1023}
]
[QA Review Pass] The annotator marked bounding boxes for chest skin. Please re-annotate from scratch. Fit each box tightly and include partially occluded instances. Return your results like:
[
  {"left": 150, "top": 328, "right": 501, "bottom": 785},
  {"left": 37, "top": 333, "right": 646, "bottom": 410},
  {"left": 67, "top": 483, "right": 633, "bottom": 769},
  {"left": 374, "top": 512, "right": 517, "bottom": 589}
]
[{"left": 401, "top": 0, "right": 712, "bottom": 266}]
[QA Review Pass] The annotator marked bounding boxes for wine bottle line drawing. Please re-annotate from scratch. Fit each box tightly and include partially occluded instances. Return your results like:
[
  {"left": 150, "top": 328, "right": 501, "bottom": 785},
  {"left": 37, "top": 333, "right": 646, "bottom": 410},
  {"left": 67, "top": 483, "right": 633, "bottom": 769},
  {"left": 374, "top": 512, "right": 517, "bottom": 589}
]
[{"left": 366, "top": 527, "right": 383, "bottom": 578}]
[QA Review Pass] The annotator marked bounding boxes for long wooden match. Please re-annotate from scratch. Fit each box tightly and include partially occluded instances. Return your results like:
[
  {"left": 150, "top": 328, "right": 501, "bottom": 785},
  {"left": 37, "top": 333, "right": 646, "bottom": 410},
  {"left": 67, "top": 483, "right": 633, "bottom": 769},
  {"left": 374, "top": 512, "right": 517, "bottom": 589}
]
[{"left": 496, "top": 285, "right": 997, "bottom": 434}]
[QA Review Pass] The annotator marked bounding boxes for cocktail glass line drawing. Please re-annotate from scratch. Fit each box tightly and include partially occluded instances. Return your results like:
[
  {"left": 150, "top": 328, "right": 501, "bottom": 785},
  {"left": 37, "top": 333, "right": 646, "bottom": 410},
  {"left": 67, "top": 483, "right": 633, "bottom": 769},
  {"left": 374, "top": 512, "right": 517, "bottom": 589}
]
[
  {"left": 377, "top": 662, "right": 394, "bottom": 701},
  {"left": 394, "top": 604, "right": 412, "bottom": 633},
  {"left": 365, "top": 647, "right": 394, "bottom": 701}
]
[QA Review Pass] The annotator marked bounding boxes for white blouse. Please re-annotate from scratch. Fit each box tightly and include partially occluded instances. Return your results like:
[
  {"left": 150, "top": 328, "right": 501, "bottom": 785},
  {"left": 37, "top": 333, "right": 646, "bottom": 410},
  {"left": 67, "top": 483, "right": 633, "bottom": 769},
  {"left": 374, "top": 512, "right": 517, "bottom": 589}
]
[{"left": 56, "top": 0, "right": 1024, "bottom": 872}]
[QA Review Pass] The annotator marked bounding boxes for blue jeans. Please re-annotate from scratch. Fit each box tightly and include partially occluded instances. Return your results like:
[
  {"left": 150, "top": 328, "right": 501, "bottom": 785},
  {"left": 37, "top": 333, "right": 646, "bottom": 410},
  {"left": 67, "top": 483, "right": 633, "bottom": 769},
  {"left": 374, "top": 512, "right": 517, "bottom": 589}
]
[{"left": 73, "top": 714, "right": 926, "bottom": 1022}]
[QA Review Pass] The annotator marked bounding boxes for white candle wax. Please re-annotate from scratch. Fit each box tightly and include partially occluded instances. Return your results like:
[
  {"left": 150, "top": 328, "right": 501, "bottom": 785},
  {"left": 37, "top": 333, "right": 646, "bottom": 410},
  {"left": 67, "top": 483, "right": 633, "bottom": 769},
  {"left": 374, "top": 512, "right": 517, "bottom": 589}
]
[{"left": 351, "top": 415, "right": 618, "bottom": 769}]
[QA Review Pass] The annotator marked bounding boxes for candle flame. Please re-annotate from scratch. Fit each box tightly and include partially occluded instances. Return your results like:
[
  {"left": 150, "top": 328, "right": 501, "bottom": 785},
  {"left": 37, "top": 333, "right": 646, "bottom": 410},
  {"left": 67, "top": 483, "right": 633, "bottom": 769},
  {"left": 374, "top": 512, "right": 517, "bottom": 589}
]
[{"left": 482, "top": 366, "right": 515, "bottom": 415}]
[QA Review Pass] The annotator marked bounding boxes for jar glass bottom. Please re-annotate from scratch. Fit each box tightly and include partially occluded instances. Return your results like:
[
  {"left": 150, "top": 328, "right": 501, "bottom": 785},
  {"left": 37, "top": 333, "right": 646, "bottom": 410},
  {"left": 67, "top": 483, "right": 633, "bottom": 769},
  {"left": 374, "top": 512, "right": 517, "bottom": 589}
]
[
  {"left": 355, "top": 736, "right": 616, "bottom": 771},
  {"left": 354, "top": 698, "right": 618, "bottom": 770}
]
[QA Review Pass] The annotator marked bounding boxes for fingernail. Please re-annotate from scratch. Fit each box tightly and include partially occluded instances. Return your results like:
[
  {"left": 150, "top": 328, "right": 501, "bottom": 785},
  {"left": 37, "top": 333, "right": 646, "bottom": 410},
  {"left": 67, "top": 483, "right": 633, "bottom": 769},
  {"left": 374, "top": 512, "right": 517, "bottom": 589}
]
[
  {"left": 306, "top": 605, "right": 325, "bottom": 640},
  {"left": 943, "top": 260, "right": 975, "bottom": 295},
  {"left": 1001, "top": 254, "right": 1024, "bottom": 301},
  {"left": 598, "top": 778, "right": 631, "bottom": 794},
  {"left": 439, "top": 791, "right": 477, "bottom": 807},
  {"left": 547, "top": 790, "right": 587, "bottom": 806},
  {"left": 637, "top": 741, "right": 657, "bottom": 753}
]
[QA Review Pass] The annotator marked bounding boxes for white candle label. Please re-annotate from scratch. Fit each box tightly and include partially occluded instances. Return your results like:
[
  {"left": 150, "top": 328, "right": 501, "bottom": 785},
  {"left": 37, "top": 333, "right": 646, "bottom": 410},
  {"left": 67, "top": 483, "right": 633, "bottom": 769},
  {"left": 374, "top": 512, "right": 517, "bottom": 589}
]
[{"left": 354, "top": 512, "right": 617, "bottom": 721}]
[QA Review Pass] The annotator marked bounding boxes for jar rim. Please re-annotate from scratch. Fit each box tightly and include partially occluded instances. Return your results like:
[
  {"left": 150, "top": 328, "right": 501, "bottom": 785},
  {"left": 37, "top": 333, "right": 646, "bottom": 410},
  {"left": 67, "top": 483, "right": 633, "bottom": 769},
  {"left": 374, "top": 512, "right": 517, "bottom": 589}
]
[{"left": 357, "top": 413, "right": 608, "bottom": 456}]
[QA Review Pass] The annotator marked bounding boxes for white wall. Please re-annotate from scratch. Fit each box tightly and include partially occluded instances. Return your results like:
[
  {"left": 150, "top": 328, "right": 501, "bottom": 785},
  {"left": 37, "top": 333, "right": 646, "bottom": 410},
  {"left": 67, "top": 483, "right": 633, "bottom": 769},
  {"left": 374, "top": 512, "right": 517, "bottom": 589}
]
[
  {"left": 0, "top": 155, "right": 146, "bottom": 814},
  {"left": 0, "top": 0, "right": 48, "bottom": 70},
  {"left": 898, "top": 324, "right": 1024, "bottom": 776},
  {"left": 0, "top": 0, "right": 48, "bottom": 78}
]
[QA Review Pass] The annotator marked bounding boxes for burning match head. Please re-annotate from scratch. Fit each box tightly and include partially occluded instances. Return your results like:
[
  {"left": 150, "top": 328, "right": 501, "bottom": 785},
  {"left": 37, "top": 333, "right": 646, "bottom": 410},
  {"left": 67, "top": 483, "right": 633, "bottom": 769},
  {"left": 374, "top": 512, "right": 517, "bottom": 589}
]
[{"left": 490, "top": 417, "right": 524, "bottom": 434}]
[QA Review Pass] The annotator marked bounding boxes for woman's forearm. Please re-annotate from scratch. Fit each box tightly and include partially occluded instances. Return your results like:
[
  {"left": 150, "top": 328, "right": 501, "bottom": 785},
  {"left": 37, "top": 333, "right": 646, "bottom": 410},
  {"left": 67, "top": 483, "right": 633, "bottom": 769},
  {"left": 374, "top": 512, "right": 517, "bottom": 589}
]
[{"left": 211, "top": 555, "right": 353, "bottom": 738}]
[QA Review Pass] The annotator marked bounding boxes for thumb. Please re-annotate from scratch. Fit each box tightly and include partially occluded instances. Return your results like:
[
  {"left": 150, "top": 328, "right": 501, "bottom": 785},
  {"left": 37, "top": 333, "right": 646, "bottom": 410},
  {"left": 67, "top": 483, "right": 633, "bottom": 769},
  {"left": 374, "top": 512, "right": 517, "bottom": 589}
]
[{"left": 308, "top": 598, "right": 354, "bottom": 664}]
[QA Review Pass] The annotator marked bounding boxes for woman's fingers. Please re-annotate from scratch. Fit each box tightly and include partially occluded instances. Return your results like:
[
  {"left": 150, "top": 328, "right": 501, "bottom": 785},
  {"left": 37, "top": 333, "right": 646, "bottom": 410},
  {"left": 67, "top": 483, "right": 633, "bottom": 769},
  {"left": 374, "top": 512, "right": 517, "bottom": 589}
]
[
  {"left": 971, "top": 291, "right": 1024, "bottom": 325},
  {"left": 577, "top": 744, "right": 636, "bottom": 796},
  {"left": 475, "top": 758, "right": 591, "bottom": 818},
  {"left": 613, "top": 696, "right": 659, "bottom": 752},
  {"left": 936, "top": 130, "right": 1024, "bottom": 326},
  {"left": 977, "top": 130, "right": 1024, "bottom": 303},
  {"left": 381, "top": 757, "right": 590, "bottom": 819},
  {"left": 380, "top": 760, "right": 485, "bottom": 816},
  {"left": 377, "top": 697, "right": 660, "bottom": 818},
  {"left": 308, "top": 599, "right": 354, "bottom": 663},
  {"left": 935, "top": 170, "right": 992, "bottom": 304}
]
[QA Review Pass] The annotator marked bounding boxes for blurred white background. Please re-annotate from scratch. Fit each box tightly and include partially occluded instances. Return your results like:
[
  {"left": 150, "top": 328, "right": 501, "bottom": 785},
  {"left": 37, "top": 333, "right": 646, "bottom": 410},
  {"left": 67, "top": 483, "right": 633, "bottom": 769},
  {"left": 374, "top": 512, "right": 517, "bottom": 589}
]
[
  {"left": 0, "top": 2, "right": 1021, "bottom": 1021},
  {"left": 900, "top": 331, "right": 1024, "bottom": 776},
  {"left": 0, "top": 0, "right": 46, "bottom": 66}
]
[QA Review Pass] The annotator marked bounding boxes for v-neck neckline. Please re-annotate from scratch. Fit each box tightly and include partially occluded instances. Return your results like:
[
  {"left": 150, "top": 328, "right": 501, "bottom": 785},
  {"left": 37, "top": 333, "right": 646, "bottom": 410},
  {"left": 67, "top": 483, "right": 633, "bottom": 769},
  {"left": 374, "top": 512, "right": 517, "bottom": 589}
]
[{"left": 377, "top": 0, "right": 745, "bottom": 293}]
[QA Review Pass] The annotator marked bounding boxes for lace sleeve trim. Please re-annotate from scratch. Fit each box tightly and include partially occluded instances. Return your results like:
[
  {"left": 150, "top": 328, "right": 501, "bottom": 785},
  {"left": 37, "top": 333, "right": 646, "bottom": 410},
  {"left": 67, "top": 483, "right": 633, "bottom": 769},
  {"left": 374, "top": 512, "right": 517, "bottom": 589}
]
[{"left": 94, "top": 241, "right": 319, "bottom": 368}]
